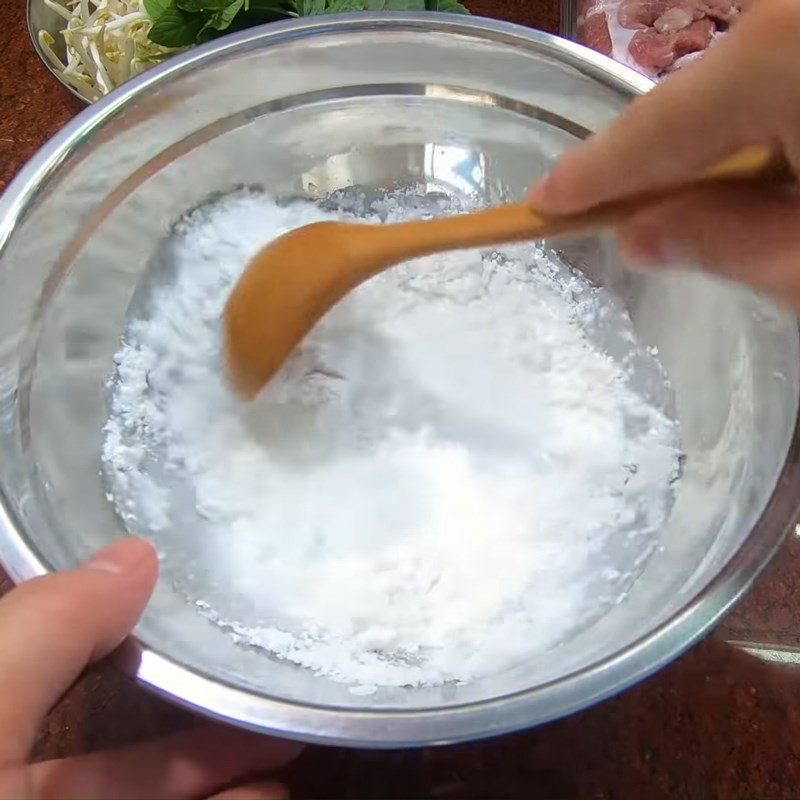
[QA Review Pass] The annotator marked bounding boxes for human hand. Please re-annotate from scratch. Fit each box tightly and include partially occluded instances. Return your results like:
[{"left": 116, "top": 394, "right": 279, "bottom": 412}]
[
  {"left": 530, "top": 0, "right": 800, "bottom": 305},
  {"left": 0, "top": 538, "right": 301, "bottom": 800}
]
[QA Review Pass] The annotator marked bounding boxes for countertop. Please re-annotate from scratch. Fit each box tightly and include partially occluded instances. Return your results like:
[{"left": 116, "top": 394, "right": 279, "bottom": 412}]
[{"left": 3, "top": 0, "right": 800, "bottom": 796}]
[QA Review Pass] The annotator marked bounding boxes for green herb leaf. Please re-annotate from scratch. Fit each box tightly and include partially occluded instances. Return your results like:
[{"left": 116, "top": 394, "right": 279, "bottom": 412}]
[
  {"left": 245, "top": 0, "right": 297, "bottom": 14},
  {"left": 425, "top": 0, "right": 469, "bottom": 11},
  {"left": 226, "top": 5, "right": 294, "bottom": 33},
  {"left": 176, "top": 0, "right": 234, "bottom": 11},
  {"left": 297, "top": 0, "right": 369, "bottom": 14},
  {"left": 297, "top": 0, "right": 452, "bottom": 12},
  {"left": 143, "top": 0, "right": 172, "bottom": 21},
  {"left": 367, "top": 0, "right": 425, "bottom": 8},
  {"left": 202, "top": 0, "right": 245, "bottom": 30},
  {"left": 295, "top": 0, "right": 323, "bottom": 12},
  {"left": 148, "top": 5, "right": 207, "bottom": 45},
  {"left": 150, "top": 0, "right": 464, "bottom": 44}
]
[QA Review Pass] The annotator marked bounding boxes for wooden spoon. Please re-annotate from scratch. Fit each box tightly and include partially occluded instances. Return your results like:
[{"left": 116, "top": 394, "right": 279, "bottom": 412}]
[{"left": 224, "top": 145, "right": 791, "bottom": 399}]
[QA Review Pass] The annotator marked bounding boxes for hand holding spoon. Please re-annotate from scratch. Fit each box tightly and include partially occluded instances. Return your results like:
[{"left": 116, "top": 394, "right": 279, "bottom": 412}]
[{"left": 224, "top": 145, "right": 791, "bottom": 399}]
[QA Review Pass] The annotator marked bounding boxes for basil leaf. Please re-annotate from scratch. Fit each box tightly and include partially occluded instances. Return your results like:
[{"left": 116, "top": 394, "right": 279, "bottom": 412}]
[
  {"left": 425, "top": 0, "right": 469, "bottom": 11},
  {"left": 202, "top": 0, "right": 245, "bottom": 30},
  {"left": 143, "top": 0, "right": 171, "bottom": 20},
  {"left": 298, "top": 0, "right": 448, "bottom": 12},
  {"left": 148, "top": 5, "right": 207, "bottom": 45},
  {"left": 368, "top": 0, "right": 425, "bottom": 8},
  {"left": 297, "top": 0, "right": 369, "bottom": 14},
  {"left": 246, "top": 0, "right": 297, "bottom": 13},
  {"left": 195, "top": 23, "right": 218, "bottom": 42},
  {"left": 176, "top": 0, "right": 233, "bottom": 11},
  {"left": 295, "top": 0, "right": 323, "bottom": 12}
]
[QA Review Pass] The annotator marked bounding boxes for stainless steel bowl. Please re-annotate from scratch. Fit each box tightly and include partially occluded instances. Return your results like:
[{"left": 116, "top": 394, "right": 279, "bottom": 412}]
[
  {"left": 27, "top": 0, "right": 89, "bottom": 103},
  {"left": 2, "top": 14, "right": 800, "bottom": 747},
  {"left": 560, "top": 0, "right": 578, "bottom": 40}
]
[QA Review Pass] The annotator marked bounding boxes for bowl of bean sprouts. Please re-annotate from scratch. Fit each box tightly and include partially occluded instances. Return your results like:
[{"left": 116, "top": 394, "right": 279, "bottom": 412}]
[{"left": 28, "top": 0, "right": 179, "bottom": 102}]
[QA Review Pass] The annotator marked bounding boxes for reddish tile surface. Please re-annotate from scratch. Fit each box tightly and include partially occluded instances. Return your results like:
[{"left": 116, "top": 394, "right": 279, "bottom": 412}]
[{"left": 3, "top": 0, "right": 800, "bottom": 796}]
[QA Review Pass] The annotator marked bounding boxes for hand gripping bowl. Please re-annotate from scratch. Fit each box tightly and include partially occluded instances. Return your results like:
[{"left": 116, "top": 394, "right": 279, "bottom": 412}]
[{"left": 1, "top": 14, "right": 800, "bottom": 747}]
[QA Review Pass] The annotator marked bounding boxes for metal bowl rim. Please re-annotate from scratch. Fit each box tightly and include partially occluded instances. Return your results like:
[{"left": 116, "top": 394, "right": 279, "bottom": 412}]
[{"left": 26, "top": 0, "right": 87, "bottom": 103}]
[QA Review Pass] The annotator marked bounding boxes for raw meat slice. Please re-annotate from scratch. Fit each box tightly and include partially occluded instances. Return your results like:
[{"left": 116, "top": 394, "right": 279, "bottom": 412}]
[
  {"left": 674, "top": 18, "right": 715, "bottom": 54},
  {"left": 628, "top": 18, "right": 714, "bottom": 74},
  {"left": 618, "top": 0, "right": 735, "bottom": 30},
  {"left": 701, "top": 0, "right": 737, "bottom": 21},
  {"left": 654, "top": 6, "right": 695, "bottom": 33},
  {"left": 628, "top": 27, "right": 678, "bottom": 70},
  {"left": 618, "top": 0, "right": 673, "bottom": 29},
  {"left": 578, "top": 11, "right": 614, "bottom": 56}
]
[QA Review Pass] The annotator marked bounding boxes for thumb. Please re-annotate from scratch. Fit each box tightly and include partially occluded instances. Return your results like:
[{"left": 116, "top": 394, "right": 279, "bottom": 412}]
[
  {"left": 0, "top": 537, "right": 158, "bottom": 764},
  {"left": 617, "top": 184, "right": 800, "bottom": 306}
]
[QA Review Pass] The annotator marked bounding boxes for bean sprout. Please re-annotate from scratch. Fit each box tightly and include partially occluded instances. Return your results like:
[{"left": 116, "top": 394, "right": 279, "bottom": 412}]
[{"left": 37, "top": 0, "right": 178, "bottom": 101}]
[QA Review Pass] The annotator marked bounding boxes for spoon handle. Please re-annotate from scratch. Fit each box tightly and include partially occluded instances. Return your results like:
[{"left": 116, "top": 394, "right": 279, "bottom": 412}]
[{"left": 370, "top": 145, "right": 792, "bottom": 262}]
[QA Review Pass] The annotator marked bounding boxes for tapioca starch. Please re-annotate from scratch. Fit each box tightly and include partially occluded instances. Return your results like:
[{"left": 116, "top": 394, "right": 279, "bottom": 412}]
[{"left": 102, "top": 191, "right": 681, "bottom": 692}]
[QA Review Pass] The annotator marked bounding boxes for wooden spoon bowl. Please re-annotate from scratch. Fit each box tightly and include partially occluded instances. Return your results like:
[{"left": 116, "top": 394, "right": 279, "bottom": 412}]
[{"left": 224, "top": 145, "right": 791, "bottom": 399}]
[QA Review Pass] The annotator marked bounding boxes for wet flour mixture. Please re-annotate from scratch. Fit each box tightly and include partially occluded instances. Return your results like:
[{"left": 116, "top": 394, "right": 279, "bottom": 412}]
[{"left": 103, "top": 191, "right": 682, "bottom": 692}]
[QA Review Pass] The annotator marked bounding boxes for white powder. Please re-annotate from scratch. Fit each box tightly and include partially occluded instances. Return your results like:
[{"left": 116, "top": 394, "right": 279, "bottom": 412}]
[{"left": 102, "top": 191, "right": 681, "bottom": 692}]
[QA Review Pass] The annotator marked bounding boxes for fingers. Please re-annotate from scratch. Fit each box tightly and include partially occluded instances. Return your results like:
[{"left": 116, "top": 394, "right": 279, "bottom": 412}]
[
  {"left": 530, "top": 0, "right": 800, "bottom": 213},
  {"left": 0, "top": 538, "right": 158, "bottom": 763},
  {"left": 1, "top": 539, "right": 302, "bottom": 800},
  {"left": 29, "top": 724, "right": 302, "bottom": 800},
  {"left": 617, "top": 184, "right": 800, "bottom": 303},
  {"left": 209, "top": 779, "right": 289, "bottom": 800}
]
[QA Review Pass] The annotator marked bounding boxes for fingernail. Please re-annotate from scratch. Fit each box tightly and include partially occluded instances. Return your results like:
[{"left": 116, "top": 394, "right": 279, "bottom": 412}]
[{"left": 83, "top": 537, "right": 156, "bottom": 575}]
